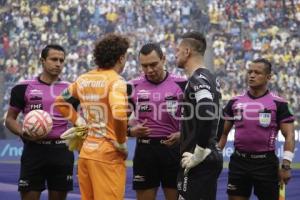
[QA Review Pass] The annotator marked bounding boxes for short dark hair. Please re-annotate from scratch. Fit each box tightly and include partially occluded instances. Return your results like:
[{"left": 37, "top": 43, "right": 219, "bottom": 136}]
[
  {"left": 252, "top": 58, "right": 272, "bottom": 74},
  {"left": 181, "top": 31, "right": 206, "bottom": 55},
  {"left": 93, "top": 33, "right": 130, "bottom": 69},
  {"left": 139, "top": 43, "right": 163, "bottom": 59},
  {"left": 41, "top": 44, "right": 65, "bottom": 59}
]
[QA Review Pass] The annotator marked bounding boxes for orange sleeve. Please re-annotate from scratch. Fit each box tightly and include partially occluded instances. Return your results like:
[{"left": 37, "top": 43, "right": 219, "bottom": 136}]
[
  {"left": 55, "top": 82, "right": 80, "bottom": 125},
  {"left": 109, "top": 79, "right": 128, "bottom": 144}
]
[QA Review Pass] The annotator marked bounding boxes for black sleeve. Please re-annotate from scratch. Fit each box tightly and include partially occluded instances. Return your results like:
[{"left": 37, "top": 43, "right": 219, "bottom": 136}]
[
  {"left": 60, "top": 88, "right": 80, "bottom": 110},
  {"left": 223, "top": 99, "right": 236, "bottom": 121},
  {"left": 127, "top": 83, "right": 135, "bottom": 111},
  {"left": 189, "top": 75, "right": 215, "bottom": 148},
  {"left": 275, "top": 100, "right": 294, "bottom": 123},
  {"left": 10, "top": 84, "right": 27, "bottom": 110},
  {"left": 66, "top": 97, "right": 80, "bottom": 110},
  {"left": 217, "top": 114, "right": 225, "bottom": 142},
  {"left": 175, "top": 80, "right": 188, "bottom": 92}
]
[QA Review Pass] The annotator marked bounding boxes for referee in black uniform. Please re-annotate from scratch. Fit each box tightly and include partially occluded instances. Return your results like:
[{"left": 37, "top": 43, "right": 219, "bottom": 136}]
[{"left": 175, "top": 32, "right": 223, "bottom": 200}]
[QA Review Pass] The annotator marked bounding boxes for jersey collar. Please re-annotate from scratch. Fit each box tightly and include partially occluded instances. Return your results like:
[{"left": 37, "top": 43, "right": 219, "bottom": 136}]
[
  {"left": 37, "top": 76, "right": 61, "bottom": 85},
  {"left": 145, "top": 71, "right": 169, "bottom": 85},
  {"left": 247, "top": 90, "right": 269, "bottom": 99}
]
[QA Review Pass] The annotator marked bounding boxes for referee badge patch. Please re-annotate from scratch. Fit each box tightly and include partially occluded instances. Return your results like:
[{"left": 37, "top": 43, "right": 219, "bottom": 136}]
[
  {"left": 259, "top": 112, "right": 271, "bottom": 127},
  {"left": 166, "top": 100, "right": 178, "bottom": 116},
  {"left": 165, "top": 96, "right": 178, "bottom": 116}
]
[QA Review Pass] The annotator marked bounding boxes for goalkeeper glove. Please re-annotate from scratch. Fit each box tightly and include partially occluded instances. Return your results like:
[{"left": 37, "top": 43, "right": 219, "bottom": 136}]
[
  {"left": 61, "top": 126, "right": 88, "bottom": 151},
  {"left": 75, "top": 116, "right": 87, "bottom": 127},
  {"left": 60, "top": 117, "right": 88, "bottom": 151},
  {"left": 181, "top": 145, "right": 211, "bottom": 175}
]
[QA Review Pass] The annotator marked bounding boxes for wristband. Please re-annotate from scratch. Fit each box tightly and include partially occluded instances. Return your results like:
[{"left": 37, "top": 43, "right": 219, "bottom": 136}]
[{"left": 283, "top": 151, "right": 294, "bottom": 162}]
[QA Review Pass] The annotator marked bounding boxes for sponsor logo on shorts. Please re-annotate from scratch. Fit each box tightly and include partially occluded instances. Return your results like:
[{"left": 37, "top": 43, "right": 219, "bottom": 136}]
[
  {"left": 133, "top": 175, "right": 145, "bottom": 182},
  {"left": 183, "top": 176, "right": 188, "bottom": 192},
  {"left": 67, "top": 175, "right": 73, "bottom": 181},
  {"left": 18, "top": 179, "right": 29, "bottom": 187},
  {"left": 251, "top": 154, "right": 266, "bottom": 159},
  {"left": 138, "top": 139, "right": 150, "bottom": 144},
  {"left": 177, "top": 181, "right": 182, "bottom": 191},
  {"left": 227, "top": 183, "right": 237, "bottom": 190}
]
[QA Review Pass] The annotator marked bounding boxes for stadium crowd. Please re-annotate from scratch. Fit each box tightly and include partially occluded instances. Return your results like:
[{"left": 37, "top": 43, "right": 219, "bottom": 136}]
[
  {"left": 209, "top": 0, "right": 300, "bottom": 127},
  {"left": 0, "top": 0, "right": 299, "bottom": 134}
]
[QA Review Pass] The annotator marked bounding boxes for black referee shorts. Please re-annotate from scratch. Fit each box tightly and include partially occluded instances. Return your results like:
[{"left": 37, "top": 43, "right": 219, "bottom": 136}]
[
  {"left": 132, "top": 138, "right": 180, "bottom": 190},
  {"left": 18, "top": 140, "right": 74, "bottom": 192},
  {"left": 227, "top": 150, "right": 279, "bottom": 199},
  {"left": 177, "top": 147, "right": 223, "bottom": 200}
]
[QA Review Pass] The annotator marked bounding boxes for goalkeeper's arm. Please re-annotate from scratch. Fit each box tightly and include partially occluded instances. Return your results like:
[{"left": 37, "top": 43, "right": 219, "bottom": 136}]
[
  {"left": 55, "top": 89, "right": 80, "bottom": 126},
  {"left": 55, "top": 88, "right": 87, "bottom": 151},
  {"left": 181, "top": 95, "right": 215, "bottom": 174},
  {"left": 109, "top": 80, "right": 128, "bottom": 155}
]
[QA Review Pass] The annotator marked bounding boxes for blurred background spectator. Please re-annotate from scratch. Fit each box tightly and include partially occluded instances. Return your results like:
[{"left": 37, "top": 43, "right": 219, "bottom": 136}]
[
  {"left": 208, "top": 0, "right": 299, "bottom": 128},
  {"left": 0, "top": 0, "right": 299, "bottom": 138}
]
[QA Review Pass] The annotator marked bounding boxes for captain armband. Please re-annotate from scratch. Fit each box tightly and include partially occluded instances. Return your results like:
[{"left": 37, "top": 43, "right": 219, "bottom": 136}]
[{"left": 283, "top": 151, "right": 294, "bottom": 162}]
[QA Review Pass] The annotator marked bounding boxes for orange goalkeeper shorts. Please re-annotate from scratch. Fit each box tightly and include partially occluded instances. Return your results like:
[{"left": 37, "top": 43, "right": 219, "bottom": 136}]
[{"left": 78, "top": 158, "right": 126, "bottom": 200}]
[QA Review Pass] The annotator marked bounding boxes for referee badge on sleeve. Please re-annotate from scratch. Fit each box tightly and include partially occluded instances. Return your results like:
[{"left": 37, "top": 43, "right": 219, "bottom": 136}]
[{"left": 259, "top": 112, "right": 271, "bottom": 127}]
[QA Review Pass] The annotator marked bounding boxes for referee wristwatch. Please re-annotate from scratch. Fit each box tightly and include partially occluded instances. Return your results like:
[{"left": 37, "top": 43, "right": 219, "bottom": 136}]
[{"left": 281, "top": 164, "right": 291, "bottom": 171}]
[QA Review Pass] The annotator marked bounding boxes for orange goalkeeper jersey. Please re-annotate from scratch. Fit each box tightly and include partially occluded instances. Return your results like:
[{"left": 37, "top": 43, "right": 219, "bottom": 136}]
[{"left": 55, "top": 69, "right": 128, "bottom": 162}]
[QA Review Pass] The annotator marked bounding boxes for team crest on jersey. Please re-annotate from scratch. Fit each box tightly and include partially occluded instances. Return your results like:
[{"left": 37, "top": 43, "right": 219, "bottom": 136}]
[
  {"left": 259, "top": 112, "right": 271, "bottom": 127},
  {"left": 166, "top": 99, "right": 178, "bottom": 116}
]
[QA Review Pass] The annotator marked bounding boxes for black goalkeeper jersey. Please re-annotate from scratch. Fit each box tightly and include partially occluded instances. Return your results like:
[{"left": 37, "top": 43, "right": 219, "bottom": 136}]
[{"left": 180, "top": 67, "right": 222, "bottom": 154}]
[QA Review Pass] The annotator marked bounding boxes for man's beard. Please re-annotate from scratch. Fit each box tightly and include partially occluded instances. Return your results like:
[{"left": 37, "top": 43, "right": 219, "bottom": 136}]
[{"left": 176, "top": 60, "right": 185, "bottom": 69}]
